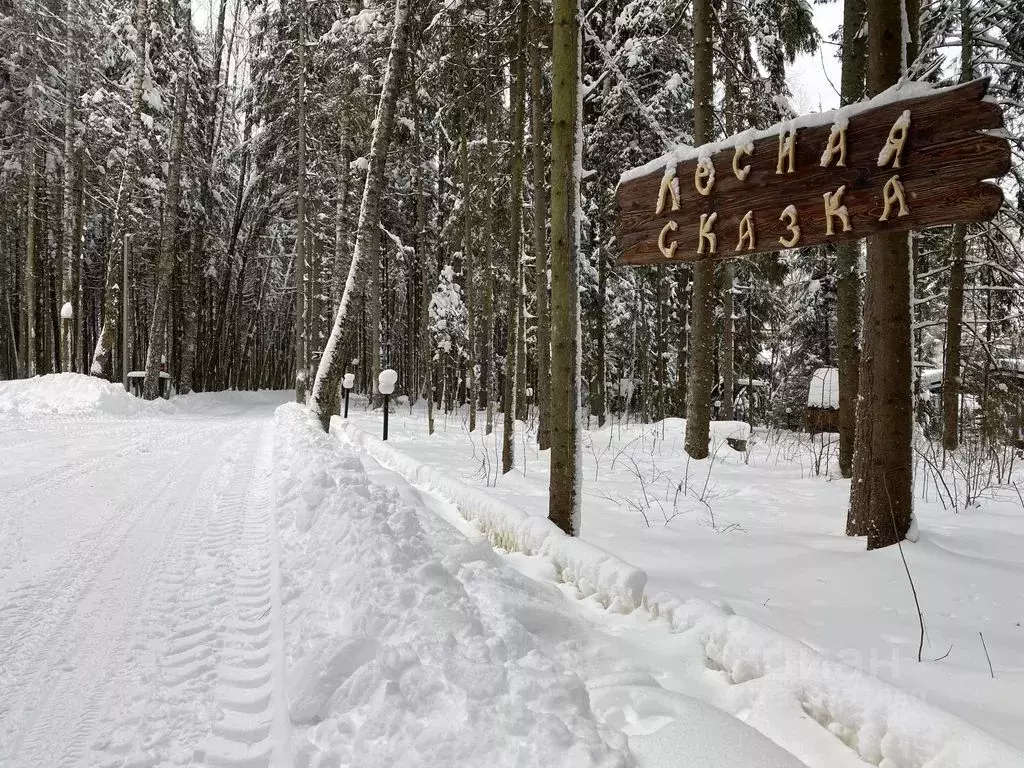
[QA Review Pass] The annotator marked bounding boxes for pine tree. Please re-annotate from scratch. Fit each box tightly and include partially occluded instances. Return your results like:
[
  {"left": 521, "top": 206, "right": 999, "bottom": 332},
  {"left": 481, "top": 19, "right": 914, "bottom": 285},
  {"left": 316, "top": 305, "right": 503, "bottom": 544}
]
[
  {"left": 548, "top": 0, "right": 580, "bottom": 536},
  {"left": 684, "top": 0, "right": 715, "bottom": 460}
]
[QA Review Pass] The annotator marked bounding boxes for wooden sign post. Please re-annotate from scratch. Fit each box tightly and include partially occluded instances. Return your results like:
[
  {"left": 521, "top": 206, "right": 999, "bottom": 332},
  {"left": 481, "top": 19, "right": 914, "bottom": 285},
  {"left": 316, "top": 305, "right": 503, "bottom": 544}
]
[
  {"left": 614, "top": 77, "right": 1010, "bottom": 549},
  {"left": 616, "top": 78, "right": 1008, "bottom": 266}
]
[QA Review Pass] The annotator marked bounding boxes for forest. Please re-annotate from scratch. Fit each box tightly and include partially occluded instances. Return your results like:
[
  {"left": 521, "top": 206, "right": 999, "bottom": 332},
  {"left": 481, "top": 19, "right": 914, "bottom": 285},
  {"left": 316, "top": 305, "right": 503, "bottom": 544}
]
[{"left": 1, "top": 0, "right": 1023, "bottom": 544}]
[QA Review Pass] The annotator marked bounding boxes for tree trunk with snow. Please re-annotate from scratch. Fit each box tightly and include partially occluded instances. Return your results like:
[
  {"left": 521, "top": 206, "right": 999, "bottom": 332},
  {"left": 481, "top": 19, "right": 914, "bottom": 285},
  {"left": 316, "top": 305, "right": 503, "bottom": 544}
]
[
  {"left": 90, "top": 0, "right": 150, "bottom": 379},
  {"left": 143, "top": 53, "right": 187, "bottom": 400},
  {"left": 294, "top": 0, "right": 308, "bottom": 403},
  {"left": 309, "top": 0, "right": 411, "bottom": 430}
]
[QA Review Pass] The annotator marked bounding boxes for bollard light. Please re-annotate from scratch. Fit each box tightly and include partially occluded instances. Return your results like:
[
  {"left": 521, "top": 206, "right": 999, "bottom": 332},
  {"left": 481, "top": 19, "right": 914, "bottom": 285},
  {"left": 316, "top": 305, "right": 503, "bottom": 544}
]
[
  {"left": 343, "top": 372, "right": 355, "bottom": 419},
  {"left": 378, "top": 369, "right": 398, "bottom": 441}
]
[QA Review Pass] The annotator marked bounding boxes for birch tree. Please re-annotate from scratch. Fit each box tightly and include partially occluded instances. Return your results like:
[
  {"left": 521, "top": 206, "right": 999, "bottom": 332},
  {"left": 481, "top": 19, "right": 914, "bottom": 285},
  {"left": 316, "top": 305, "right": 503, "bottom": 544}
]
[
  {"left": 310, "top": 0, "right": 412, "bottom": 429},
  {"left": 142, "top": 3, "right": 188, "bottom": 401},
  {"left": 90, "top": 0, "right": 150, "bottom": 378}
]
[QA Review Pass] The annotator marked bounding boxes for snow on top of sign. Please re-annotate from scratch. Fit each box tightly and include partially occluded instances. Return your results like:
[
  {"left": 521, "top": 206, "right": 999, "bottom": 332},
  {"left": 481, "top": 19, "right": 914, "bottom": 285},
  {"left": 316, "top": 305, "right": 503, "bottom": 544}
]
[
  {"left": 808, "top": 367, "right": 839, "bottom": 409},
  {"left": 618, "top": 79, "right": 941, "bottom": 188}
]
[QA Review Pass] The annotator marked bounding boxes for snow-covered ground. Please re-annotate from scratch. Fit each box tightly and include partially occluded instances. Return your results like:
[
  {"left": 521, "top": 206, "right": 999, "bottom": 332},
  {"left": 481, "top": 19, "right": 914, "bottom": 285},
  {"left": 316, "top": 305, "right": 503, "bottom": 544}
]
[
  {"left": 1, "top": 376, "right": 1022, "bottom": 768},
  {"left": 340, "top": 398, "right": 1024, "bottom": 761},
  {"left": 0, "top": 377, "right": 293, "bottom": 767}
]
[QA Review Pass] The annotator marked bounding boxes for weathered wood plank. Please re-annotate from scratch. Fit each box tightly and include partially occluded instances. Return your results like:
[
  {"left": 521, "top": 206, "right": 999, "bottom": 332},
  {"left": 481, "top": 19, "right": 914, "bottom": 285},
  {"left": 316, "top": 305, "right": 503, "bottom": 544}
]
[
  {"left": 621, "top": 182, "right": 1002, "bottom": 266},
  {"left": 614, "top": 132, "right": 1007, "bottom": 246},
  {"left": 616, "top": 78, "right": 1009, "bottom": 266}
]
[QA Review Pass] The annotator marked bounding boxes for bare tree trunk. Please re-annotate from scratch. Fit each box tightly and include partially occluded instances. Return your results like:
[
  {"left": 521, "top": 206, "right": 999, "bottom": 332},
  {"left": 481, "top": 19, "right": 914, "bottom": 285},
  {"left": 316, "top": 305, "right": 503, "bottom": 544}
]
[
  {"left": 503, "top": 1, "right": 527, "bottom": 474},
  {"left": 294, "top": 0, "right": 308, "bottom": 402},
  {"left": 24, "top": 120, "right": 38, "bottom": 377},
  {"left": 483, "top": 95, "right": 495, "bottom": 436},
  {"left": 530, "top": 0, "right": 551, "bottom": 448},
  {"left": 72, "top": 157, "right": 86, "bottom": 374},
  {"left": 942, "top": 0, "right": 973, "bottom": 452},
  {"left": 548, "top": 0, "right": 580, "bottom": 535},
  {"left": 837, "top": 0, "right": 866, "bottom": 479},
  {"left": 719, "top": 2, "right": 738, "bottom": 422},
  {"left": 720, "top": 270, "right": 735, "bottom": 419},
  {"left": 675, "top": 268, "right": 689, "bottom": 416},
  {"left": 143, "top": 51, "right": 188, "bottom": 400},
  {"left": 368, "top": 238, "right": 382, "bottom": 404},
  {"left": 60, "top": 2, "right": 78, "bottom": 373},
  {"left": 91, "top": 0, "right": 150, "bottom": 378},
  {"left": 413, "top": 89, "right": 434, "bottom": 435},
  {"left": 310, "top": 0, "right": 412, "bottom": 428},
  {"left": 859, "top": 0, "right": 915, "bottom": 550},
  {"left": 333, "top": 117, "right": 351, "bottom": 309},
  {"left": 460, "top": 51, "right": 476, "bottom": 433},
  {"left": 943, "top": 229, "right": 966, "bottom": 450},
  {"left": 684, "top": 0, "right": 714, "bottom": 459},
  {"left": 516, "top": 269, "right": 527, "bottom": 421},
  {"left": 594, "top": 210, "right": 607, "bottom": 427}
]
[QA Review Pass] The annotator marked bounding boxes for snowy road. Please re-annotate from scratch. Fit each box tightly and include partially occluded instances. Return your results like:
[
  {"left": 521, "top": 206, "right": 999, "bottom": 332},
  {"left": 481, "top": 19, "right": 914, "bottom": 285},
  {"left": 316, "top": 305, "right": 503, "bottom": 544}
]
[{"left": 0, "top": 393, "right": 292, "bottom": 768}]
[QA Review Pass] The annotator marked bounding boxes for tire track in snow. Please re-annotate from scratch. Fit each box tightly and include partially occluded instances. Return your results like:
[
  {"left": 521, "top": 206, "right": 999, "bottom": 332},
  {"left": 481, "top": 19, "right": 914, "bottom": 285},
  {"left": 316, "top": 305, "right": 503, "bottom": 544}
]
[
  {"left": 0, "top": 423, "right": 249, "bottom": 767},
  {"left": 0, "top": 419, "right": 161, "bottom": 496},
  {"left": 82, "top": 423, "right": 291, "bottom": 768},
  {"left": 0, "top": 420, "right": 231, "bottom": 664},
  {"left": 0, "top": 420, "right": 228, "bottom": 579},
  {"left": 203, "top": 425, "right": 291, "bottom": 768}
]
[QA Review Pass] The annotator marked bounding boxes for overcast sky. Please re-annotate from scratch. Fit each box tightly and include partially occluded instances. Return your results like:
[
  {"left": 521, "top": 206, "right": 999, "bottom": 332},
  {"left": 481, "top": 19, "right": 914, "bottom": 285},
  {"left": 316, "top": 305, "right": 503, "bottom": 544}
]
[{"left": 788, "top": 1, "right": 846, "bottom": 114}]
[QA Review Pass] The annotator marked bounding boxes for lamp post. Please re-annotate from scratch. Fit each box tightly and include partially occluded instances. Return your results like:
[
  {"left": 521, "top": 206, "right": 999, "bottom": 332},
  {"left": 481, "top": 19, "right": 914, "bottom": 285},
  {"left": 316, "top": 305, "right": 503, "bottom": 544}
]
[
  {"left": 60, "top": 301, "right": 73, "bottom": 373},
  {"left": 378, "top": 369, "right": 398, "bottom": 441},
  {"left": 343, "top": 372, "right": 355, "bottom": 418}
]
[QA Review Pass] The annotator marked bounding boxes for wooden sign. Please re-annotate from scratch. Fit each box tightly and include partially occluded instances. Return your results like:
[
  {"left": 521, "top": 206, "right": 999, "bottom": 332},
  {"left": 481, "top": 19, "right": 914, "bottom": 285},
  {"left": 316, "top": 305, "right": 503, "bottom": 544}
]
[{"left": 615, "top": 78, "right": 1010, "bottom": 266}]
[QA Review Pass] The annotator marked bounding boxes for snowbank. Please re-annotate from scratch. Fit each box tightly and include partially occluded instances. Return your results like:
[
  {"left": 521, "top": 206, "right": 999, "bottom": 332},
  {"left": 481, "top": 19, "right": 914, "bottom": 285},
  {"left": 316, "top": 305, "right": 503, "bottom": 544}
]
[
  {"left": 272, "top": 404, "right": 631, "bottom": 767},
  {"left": 0, "top": 373, "right": 152, "bottom": 417},
  {"left": 334, "top": 417, "right": 647, "bottom": 612},
  {"left": 651, "top": 594, "right": 1024, "bottom": 768}
]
